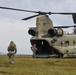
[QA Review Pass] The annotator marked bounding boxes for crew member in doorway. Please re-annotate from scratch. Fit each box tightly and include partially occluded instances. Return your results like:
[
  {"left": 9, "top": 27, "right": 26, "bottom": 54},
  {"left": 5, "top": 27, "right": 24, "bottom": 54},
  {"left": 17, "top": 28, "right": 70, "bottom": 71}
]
[{"left": 31, "top": 44, "right": 37, "bottom": 57}]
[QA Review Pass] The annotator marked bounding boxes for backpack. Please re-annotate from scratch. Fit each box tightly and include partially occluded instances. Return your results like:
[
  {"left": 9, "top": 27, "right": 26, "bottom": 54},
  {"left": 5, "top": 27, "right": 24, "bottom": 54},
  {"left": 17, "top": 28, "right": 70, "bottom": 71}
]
[{"left": 8, "top": 44, "right": 16, "bottom": 51}]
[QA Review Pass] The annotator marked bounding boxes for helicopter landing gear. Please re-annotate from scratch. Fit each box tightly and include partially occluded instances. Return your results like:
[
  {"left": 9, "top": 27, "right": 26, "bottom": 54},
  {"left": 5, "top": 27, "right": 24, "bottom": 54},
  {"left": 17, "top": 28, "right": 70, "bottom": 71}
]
[{"left": 58, "top": 53, "right": 63, "bottom": 58}]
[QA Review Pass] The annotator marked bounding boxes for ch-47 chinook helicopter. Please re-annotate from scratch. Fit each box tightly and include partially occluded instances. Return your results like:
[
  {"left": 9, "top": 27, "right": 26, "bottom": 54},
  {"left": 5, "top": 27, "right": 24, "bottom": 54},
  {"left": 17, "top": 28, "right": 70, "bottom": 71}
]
[{"left": 0, "top": 7, "right": 76, "bottom": 58}]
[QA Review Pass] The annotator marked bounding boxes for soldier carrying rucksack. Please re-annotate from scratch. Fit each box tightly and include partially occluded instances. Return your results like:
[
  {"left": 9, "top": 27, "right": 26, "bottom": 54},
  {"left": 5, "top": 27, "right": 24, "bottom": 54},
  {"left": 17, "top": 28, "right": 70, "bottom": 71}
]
[{"left": 7, "top": 41, "right": 17, "bottom": 64}]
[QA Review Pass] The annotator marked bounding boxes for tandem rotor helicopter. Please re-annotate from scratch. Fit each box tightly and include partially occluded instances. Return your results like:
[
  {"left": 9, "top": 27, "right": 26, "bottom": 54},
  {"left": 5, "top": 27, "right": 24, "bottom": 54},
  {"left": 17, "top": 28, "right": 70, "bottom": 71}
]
[{"left": 0, "top": 6, "right": 76, "bottom": 58}]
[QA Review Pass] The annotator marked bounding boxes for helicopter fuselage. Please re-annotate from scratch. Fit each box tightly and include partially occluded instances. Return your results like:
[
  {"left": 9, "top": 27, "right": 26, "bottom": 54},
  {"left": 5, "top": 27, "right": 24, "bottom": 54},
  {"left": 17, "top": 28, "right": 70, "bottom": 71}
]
[
  {"left": 29, "top": 15, "right": 76, "bottom": 58},
  {"left": 30, "top": 34, "right": 76, "bottom": 57}
]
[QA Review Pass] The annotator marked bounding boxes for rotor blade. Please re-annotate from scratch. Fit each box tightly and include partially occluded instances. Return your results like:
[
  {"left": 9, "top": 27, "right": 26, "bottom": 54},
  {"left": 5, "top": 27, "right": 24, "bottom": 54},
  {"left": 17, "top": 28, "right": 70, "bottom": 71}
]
[
  {"left": 1, "top": 7, "right": 76, "bottom": 15},
  {"left": 22, "top": 14, "right": 39, "bottom": 20},
  {"left": 51, "top": 12, "right": 76, "bottom": 15},
  {"left": 54, "top": 26, "right": 69, "bottom": 28},
  {"left": 72, "top": 14, "right": 76, "bottom": 24},
  {"left": 54, "top": 25, "right": 76, "bottom": 28},
  {"left": 0, "top": 7, "right": 50, "bottom": 14},
  {"left": 0, "top": 6, "right": 38, "bottom": 13}
]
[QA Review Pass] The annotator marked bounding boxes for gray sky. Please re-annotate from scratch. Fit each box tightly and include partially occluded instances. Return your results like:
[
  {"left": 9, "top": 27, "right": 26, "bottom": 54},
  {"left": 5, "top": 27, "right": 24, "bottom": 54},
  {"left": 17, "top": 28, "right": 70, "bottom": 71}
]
[{"left": 0, "top": 0, "right": 76, "bottom": 54}]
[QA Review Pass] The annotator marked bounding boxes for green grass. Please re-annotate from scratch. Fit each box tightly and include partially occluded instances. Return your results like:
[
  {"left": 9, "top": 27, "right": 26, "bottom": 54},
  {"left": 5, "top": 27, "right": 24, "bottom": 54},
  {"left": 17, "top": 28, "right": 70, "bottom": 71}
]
[{"left": 0, "top": 55, "right": 76, "bottom": 75}]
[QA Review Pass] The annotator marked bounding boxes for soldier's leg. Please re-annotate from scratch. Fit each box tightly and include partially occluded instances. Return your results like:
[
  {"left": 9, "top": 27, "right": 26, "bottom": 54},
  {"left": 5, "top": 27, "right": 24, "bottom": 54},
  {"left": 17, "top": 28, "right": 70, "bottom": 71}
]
[
  {"left": 33, "top": 51, "right": 36, "bottom": 58},
  {"left": 7, "top": 53, "right": 11, "bottom": 59},
  {"left": 7, "top": 53, "right": 12, "bottom": 63},
  {"left": 11, "top": 54, "right": 15, "bottom": 63}
]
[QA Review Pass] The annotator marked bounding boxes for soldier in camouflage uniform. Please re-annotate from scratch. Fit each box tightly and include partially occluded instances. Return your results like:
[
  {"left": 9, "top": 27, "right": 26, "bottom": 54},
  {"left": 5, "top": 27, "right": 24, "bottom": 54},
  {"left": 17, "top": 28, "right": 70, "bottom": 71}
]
[
  {"left": 31, "top": 44, "right": 37, "bottom": 57},
  {"left": 7, "top": 41, "right": 17, "bottom": 64}
]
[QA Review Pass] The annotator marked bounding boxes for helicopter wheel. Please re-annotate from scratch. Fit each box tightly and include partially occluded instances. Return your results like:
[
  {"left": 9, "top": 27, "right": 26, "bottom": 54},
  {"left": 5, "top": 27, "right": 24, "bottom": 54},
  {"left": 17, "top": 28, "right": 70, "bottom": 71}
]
[{"left": 58, "top": 53, "right": 63, "bottom": 58}]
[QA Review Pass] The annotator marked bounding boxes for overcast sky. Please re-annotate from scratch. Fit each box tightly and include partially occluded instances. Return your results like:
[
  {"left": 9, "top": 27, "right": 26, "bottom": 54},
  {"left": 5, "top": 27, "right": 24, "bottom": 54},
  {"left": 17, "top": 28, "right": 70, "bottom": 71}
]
[{"left": 0, "top": 0, "right": 76, "bottom": 54}]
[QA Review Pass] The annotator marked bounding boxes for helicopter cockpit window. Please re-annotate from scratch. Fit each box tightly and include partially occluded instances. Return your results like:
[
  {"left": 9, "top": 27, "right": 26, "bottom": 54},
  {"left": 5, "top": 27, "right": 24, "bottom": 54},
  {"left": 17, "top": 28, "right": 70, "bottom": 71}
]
[{"left": 65, "top": 41, "right": 69, "bottom": 45}]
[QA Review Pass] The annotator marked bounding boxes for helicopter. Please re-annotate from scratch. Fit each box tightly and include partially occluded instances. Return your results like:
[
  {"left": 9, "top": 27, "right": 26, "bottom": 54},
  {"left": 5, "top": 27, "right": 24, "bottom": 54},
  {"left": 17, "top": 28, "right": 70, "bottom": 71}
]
[{"left": 0, "top": 7, "right": 76, "bottom": 58}]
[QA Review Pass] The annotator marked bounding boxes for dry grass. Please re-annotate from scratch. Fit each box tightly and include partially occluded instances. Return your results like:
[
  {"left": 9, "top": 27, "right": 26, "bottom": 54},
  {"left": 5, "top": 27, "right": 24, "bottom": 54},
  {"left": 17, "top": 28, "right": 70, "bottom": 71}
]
[{"left": 0, "top": 55, "right": 76, "bottom": 75}]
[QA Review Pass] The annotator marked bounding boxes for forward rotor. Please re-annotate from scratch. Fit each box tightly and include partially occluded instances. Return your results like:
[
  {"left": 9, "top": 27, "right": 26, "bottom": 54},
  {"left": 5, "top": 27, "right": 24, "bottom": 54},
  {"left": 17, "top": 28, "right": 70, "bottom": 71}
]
[{"left": 0, "top": 6, "right": 76, "bottom": 23}]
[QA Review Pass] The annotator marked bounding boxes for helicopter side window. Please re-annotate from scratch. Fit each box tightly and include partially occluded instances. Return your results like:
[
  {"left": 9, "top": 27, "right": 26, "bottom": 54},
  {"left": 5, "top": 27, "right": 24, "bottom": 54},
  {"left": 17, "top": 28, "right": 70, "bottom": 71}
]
[
  {"left": 65, "top": 41, "right": 69, "bottom": 45},
  {"left": 61, "top": 41, "right": 64, "bottom": 46},
  {"left": 73, "top": 41, "right": 75, "bottom": 45}
]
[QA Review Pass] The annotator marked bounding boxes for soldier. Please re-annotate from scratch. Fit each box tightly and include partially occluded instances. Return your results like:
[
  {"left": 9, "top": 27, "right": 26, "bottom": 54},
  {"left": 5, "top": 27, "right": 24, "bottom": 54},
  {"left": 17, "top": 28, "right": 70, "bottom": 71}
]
[
  {"left": 7, "top": 41, "right": 17, "bottom": 64},
  {"left": 31, "top": 44, "right": 37, "bottom": 57}
]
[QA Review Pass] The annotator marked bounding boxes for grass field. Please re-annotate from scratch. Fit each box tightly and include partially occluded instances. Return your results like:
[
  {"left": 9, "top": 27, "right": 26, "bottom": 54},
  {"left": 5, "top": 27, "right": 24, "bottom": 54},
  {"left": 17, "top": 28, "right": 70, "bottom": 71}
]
[{"left": 0, "top": 55, "right": 76, "bottom": 75}]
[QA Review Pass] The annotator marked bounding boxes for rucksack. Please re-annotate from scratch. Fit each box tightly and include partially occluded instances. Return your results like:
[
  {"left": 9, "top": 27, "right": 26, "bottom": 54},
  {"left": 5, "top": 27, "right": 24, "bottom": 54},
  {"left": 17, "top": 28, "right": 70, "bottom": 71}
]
[{"left": 8, "top": 44, "right": 16, "bottom": 51}]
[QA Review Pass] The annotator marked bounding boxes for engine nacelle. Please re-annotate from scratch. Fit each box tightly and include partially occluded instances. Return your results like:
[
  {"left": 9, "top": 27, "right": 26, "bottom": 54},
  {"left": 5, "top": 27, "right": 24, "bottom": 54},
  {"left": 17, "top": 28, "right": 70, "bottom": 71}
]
[
  {"left": 48, "top": 28, "right": 63, "bottom": 37},
  {"left": 28, "top": 28, "right": 36, "bottom": 36},
  {"left": 48, "top": 29, "right": 57, "bottom": 37},
  {"left": 57, "top": 28, "right": 63, "bottom": 36}
]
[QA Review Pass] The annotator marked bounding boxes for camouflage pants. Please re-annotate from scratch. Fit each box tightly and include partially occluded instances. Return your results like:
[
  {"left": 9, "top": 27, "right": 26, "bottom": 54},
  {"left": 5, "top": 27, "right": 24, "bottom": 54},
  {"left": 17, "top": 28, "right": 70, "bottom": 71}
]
[
  {"left": 32, "top": 51, "right": 37, "bottom": 58},
  {"left": 7, "top": 52, "right": 15, "bottom": 64}
]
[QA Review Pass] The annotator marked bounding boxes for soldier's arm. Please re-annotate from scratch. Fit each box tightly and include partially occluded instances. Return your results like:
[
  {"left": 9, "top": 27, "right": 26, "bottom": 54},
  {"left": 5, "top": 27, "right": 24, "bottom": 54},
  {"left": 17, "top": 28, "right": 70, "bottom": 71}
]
[
  {"left": 35, "top": 47, "right": 38, "bottom": 51},
  {"left": 15, "top": 47, "right": 17, "bottom": 54},
  {"left": 7, "top": 46, "right": 10, "bottom": 51}
]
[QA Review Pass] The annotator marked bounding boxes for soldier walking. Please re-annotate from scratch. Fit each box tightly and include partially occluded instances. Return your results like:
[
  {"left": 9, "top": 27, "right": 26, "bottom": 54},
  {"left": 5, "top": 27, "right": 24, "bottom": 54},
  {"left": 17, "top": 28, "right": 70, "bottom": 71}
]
[{"left": 7, "top": 41, "right": 17, "bottom": 64}]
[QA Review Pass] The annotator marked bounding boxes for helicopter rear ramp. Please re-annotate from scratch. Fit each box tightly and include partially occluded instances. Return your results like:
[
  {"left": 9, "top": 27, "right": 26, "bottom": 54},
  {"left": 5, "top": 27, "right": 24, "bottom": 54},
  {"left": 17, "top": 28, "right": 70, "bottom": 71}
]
[{"left": 31, "top": 39, "right": 60, "bottom": 58}]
